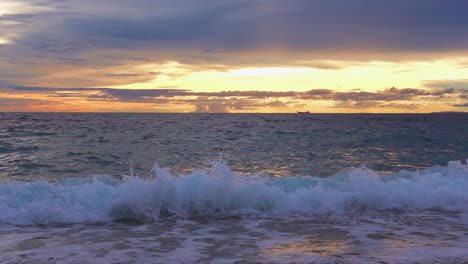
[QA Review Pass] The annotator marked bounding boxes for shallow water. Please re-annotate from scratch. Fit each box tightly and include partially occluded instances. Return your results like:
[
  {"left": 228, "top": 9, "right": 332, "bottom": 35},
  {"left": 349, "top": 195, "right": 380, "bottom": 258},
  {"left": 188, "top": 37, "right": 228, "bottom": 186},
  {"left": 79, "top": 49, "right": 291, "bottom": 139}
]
[
  {"left": 1, "top": 211, "right": 467, "bottom": 263},
  {"left": 0, "top": 113, "right": 467, "bottom": 263}
]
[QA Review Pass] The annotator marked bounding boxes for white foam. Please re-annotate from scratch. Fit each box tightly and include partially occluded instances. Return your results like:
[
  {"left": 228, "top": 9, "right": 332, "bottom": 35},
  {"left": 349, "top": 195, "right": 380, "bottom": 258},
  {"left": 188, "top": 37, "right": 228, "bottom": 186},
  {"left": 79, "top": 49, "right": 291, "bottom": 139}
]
[{"left": 0, "top": 160, "right": 467, "bottom": 225}]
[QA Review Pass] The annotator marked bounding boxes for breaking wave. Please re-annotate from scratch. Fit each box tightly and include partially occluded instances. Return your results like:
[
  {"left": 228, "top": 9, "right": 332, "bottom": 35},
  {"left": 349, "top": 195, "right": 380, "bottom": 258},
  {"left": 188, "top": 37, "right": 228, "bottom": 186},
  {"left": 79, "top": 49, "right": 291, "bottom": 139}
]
[{"left": 0, "top": 160, "right": 467, "bottom": 225}]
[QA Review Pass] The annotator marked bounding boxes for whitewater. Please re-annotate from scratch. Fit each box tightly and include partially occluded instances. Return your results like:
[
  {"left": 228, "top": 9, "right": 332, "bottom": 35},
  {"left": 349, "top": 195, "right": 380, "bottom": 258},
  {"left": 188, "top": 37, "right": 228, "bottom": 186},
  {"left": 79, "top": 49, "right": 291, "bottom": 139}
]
[
  {"left": 1, "top": 160, "right": 467, "bottom": 225},
  {"left": 1, "top": 113, "right": 467, "bottom": 263},
  {"left": 0, "top": 161, "right": 467, "bottom": 263}
]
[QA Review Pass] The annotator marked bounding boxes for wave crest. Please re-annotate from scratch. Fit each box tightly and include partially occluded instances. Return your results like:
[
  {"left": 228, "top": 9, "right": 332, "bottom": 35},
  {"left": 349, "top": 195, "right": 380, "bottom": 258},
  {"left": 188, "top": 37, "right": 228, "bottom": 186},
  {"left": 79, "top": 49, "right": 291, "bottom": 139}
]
[{"left": 0, "top": 160, "right": 467, "bottom": 225}]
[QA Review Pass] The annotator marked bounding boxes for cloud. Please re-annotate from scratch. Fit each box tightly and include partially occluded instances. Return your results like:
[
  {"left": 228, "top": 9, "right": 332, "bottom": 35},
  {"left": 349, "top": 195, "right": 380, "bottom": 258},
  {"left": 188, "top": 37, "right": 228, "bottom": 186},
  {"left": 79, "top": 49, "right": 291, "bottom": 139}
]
[
  {"left": 3, "top": 85, "right": 458, "bottom": 102},
  {"left": 3, "top": 0, "right": 468, "bottom": 87},
  {"left": 0, "top": 80, "right": 13, "bottom": 87},
  {"left": 51, "top": 0, "right": 468, "bottom": 53},
  {"left": 0, "top": 97, "right": 59, "bottom": 111},
  {"left": 192, "top": 97, "right": 288, "bottom": 113},
  {"left": 1, "top": 85, "right": 464, "bottom": 112},
  {"left": 452, "top": 103, "right": 468, "bottom": 107},
  {"left": 105, "top": 72, "right": 161, "bottom": 78},
  {"left": 379, "top": 102, "right": 421, "bottom": 109},
  {"left": 1, "top": 1, "right": 467, "bottom": 113},
  {"left": 423, "top": 79, "right": 468, "bottom": 90},
  {"left": 299, "top": 87, "right": 444, "bottom": 101}
]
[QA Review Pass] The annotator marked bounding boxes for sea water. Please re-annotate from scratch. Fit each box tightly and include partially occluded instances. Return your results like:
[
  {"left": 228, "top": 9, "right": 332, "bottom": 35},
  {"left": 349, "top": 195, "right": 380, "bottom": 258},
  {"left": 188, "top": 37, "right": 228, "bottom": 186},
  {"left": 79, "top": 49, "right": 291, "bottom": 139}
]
[{"left": 0, "top": 113, "right": 467, "bottom": 263}]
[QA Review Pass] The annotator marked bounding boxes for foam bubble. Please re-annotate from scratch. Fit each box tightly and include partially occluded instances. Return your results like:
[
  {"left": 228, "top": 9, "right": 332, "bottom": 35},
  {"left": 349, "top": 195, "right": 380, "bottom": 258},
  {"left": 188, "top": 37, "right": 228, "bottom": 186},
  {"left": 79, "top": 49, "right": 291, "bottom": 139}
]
[{"left": 0, "top": 160, "right": 467, "bottom": 225}]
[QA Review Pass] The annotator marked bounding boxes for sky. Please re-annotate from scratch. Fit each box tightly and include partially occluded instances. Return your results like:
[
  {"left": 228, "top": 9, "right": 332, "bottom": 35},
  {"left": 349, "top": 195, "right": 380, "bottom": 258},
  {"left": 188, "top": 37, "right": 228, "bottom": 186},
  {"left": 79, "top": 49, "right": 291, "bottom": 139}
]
[{"left": 0, "top": 0, "right": 468, "bottom": 113}]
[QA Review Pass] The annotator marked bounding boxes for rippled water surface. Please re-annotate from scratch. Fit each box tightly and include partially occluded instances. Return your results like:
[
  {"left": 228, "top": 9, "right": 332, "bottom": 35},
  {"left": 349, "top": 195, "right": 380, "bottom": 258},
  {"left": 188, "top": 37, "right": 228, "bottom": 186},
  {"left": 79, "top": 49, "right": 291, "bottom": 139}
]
[
  {"left": 1, "top": 113, "right": 467, "bottom": 180},
  {"left": 0, "top": 113, "right": 467, "bottom": 263}
]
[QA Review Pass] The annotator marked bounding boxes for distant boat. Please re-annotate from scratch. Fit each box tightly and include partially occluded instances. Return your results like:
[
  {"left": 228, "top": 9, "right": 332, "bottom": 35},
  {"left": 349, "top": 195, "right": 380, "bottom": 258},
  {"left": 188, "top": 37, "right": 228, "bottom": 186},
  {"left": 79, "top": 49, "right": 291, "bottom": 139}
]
[{"left": 297, "top": 111, "right": 310, "bottom": 114}]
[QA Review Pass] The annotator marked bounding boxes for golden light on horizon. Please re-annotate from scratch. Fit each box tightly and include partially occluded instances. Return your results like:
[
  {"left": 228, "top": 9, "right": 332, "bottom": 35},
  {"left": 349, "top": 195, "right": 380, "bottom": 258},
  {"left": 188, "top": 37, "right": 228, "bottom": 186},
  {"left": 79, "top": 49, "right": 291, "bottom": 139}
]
[
  {"left": 2, "top": 52, "right": 468, "bottom": 113},
  {"left": 0, "top": 0, "right": 467, "bottom": 113},
  {"left": 0, "top": 0, "right": 52, "bottom": 17},
  {"left": 227, "top": 67, "right": 314, "bottom": 77},
  {"left": 111, "top": 58, "right": 468, "bottom": 94},
  {"left": 0, "top": 37, "right": 11, "bottom": 45},
  {"left": 0, "top": 1, "right": 17, "bottom": 16}
]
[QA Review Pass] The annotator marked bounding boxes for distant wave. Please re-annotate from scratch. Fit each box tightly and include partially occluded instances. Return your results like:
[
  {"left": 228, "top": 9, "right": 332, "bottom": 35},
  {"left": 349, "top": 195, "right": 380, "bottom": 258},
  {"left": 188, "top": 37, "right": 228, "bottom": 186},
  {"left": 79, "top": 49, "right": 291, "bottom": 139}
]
[{"left": 0, "top": 160, "right": 467, "bottom": 225}]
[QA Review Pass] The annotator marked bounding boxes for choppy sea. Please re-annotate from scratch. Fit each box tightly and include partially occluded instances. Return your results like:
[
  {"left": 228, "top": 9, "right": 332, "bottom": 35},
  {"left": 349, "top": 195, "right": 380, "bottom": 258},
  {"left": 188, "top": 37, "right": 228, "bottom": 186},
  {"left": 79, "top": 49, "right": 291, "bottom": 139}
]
[{"left": 0, "top": 113, "right": 467, "bottom": 263}]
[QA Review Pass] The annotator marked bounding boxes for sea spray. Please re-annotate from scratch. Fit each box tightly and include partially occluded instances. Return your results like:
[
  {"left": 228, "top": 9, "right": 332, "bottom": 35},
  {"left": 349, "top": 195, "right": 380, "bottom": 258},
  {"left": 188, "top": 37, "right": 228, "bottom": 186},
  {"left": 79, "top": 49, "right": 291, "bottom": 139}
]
[{"left": 0, "top": 160, "right": 467, "bottom": 225}]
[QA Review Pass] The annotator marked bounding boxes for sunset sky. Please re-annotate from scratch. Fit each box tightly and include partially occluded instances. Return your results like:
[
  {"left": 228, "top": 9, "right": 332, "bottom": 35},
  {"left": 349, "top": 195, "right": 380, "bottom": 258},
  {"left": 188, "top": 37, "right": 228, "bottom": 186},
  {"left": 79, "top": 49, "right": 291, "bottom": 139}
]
[{"left": 1, "top": 0, "right": 468, "bottom": 112}]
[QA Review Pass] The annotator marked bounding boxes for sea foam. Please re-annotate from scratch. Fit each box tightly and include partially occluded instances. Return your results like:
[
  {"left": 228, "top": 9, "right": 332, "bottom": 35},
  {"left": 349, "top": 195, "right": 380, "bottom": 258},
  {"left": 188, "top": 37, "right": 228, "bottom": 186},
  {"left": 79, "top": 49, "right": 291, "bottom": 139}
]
[{"left": 0, "top": 160, "right": 467, "bottom": 225}]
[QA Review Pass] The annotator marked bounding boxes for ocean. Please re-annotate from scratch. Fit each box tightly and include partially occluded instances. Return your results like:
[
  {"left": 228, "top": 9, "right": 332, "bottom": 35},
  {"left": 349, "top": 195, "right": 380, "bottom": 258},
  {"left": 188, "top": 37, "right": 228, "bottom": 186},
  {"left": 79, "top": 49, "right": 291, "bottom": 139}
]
[{"left": 0, "top": 113, "right": 467, "bottom": 263}]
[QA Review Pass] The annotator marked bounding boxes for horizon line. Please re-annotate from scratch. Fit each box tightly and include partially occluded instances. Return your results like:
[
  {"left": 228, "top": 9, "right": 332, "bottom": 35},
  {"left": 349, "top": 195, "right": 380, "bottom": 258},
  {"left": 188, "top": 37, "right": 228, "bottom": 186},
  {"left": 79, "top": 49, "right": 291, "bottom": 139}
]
[{"left": 1, "top": 111, "right": 466, "bottom": 114}]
